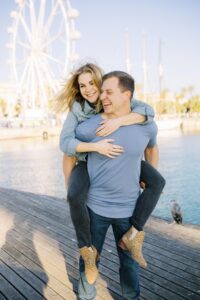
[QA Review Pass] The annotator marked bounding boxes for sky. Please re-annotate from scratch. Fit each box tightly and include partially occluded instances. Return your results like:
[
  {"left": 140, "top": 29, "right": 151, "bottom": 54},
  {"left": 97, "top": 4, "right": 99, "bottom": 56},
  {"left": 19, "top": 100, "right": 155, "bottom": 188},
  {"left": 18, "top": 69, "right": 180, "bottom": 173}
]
[{"left": 0, "top": 0, "right": 200, "bottom": 94}]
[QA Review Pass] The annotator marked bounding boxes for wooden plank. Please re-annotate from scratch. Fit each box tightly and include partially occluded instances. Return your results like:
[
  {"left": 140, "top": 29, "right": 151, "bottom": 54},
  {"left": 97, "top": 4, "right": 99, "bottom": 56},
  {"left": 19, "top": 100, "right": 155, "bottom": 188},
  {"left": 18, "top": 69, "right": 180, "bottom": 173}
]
[
  {"left": 0, "top": 196, "right": 198, "bottom": 298},
  {"left": 0, "top": 195, "right": 146, "bottom": 299},
  {"left": 0, "top": 259, "right": 44, "bottom": 300},
  {"left": 0, "top": 249, "right": 66, "bottom": 300},
  {"left": 146, "top": 233, "right": 200, "bottom": 260},
  {"left": 0, "top": 195, "right": 199, "bottom": 292},
  {"left": 3, "top": 190, "right": 198, "bottom": 268},
  {"left": 6, "top": 189, "right": 200, "bottom": 275},
  {"left": 0, "top": 199, "right": 163, "bottom": 299},
  {"left": 0, "top": 224, "right": 121, "bottom": 299},
  {"left": 0, "top": 292, "right": 7, "bottom": 300},
  {"left": 1, "top": 188, "right": 200, "bottom": 300},
  {"left": 105, "top": 232, "right": 200, "bottom": 276},
  {"left": 4, "top": 188, "right": 199, "bottom": 262},
  {"left": 0, "top": 234, "right": 77, "bottom": 299},
  {"left": 97, "top": 234, "right": 200, "bottom": 298},
  {"left": 0, "top": 213, "right": 192, "bottom": 300},
  {"left": 0, "top": 274, "right": 25, "bottom": 300},
  {"left": 0, "top": 217, "right": 119, "bottom": 300}
]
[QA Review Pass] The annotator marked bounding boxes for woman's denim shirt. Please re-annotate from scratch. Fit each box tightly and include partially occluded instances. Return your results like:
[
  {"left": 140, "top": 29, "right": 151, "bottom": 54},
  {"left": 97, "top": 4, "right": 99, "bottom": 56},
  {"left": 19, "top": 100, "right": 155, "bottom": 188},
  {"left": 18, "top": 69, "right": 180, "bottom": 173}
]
[{"left": 60, "top": 98, "right": 154, "bottom": 161}]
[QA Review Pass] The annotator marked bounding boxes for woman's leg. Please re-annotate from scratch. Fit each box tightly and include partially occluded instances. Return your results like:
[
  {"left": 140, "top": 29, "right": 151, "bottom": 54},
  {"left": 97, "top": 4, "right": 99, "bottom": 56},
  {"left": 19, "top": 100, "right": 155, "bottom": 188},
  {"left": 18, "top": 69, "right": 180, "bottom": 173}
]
[
  {"left": 119, "top": 160, "right": 165, "bottom": 268},
  {"left": 67, "top": 161, "right": 91, "bottom": 248},
  {"left": 130, "top": 160, "right": 166, "bottom": 231}
]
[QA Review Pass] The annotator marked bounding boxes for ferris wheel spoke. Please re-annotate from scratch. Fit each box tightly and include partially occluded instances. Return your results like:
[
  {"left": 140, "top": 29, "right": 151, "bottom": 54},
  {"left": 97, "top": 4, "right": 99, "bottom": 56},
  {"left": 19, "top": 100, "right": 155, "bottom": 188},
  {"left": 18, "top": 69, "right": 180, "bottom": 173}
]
[
  {"left": 20, "top": 59, "right": 31, "bottom": 87},
  {"left": 44, "top": 1, "right": 59, "bottom": 33},
  {"left": 20, "top": 70, "right": 34, "bottom": 107},
  {"left": 24, "top": 64, "right": 32, "bottom": 92},
  {"left": 22, "top": 64, "right": 32, "bottom": 95},
  {"left": 42, "top": 33, "right": 61, "bottom": 48},
  {"left": 34, "top": 60, "right": 50, "bottom": 106},
  {"left": 29, "top": 0, "right": 37, "bottom": 33},
  {"left": 42, "top": 20, "right": 64, "bottom": 49},
  {"left": 16, "top": 57, "right": 27, "bottom": 66},
  {"left": 29, "top": 62, "right": 36, "bottom": 108},
  {"left": 31, "top": 61, "right": 44, "bottom": 99},
  {"left": 38, "top": 0, "right": 46, "bottom": 30},
  {"left": 11, "top": 0, "right": 80, "bottom": 111},
  {"left": 36, "top": 58, "right": 54, "bottom": 89},
  {"left": 42, "top": 59, "right": 56, "bottom": 92},
  {"left": 42, "top": 53, "right": 63, "bottom": 65},
  {"left": 17, "top": 40, "right": 31, "bottom": 50},
  {"left": 39, "top": 59, "right": 56, "bottom": 89},
  {"left": 19, "top": 13, "right": 32, "bottom": 44}
]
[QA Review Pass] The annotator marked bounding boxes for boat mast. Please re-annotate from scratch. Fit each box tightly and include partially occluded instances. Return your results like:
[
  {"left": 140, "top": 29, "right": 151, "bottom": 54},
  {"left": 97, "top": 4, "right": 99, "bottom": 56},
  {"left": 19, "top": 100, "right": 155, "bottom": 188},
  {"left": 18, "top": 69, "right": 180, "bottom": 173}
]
[
  {"left": 125, "top": 28, "right": 132, "bottom": 75},
  {"left": 142, "top": 34, "right": 147, "bottom": 102},
  {"left": 158, "top": 39, "right": 164, "bottom": 102}
]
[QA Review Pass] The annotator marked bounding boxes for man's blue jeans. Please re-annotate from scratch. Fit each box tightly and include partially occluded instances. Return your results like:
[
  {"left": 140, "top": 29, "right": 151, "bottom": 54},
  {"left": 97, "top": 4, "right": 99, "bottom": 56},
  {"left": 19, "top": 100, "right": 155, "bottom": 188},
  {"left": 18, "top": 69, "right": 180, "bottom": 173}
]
[{"left": 78, "top": 209, "right": 140, "bottom": 300}]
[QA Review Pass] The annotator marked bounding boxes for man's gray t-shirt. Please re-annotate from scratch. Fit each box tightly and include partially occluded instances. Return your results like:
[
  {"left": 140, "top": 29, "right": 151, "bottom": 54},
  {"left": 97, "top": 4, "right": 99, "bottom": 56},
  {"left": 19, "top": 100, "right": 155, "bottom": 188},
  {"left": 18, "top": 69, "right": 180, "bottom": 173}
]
[{"left": 76, "top": 114, "right": 157, "bottom": 218}]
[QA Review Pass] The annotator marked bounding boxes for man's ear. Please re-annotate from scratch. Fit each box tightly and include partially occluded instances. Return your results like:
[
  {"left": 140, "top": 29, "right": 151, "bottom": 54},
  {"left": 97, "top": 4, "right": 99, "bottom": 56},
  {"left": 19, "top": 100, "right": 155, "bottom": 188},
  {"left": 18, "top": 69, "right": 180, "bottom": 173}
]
[{"left": 124, "top": 90, "right": 132, "bottom": 100}]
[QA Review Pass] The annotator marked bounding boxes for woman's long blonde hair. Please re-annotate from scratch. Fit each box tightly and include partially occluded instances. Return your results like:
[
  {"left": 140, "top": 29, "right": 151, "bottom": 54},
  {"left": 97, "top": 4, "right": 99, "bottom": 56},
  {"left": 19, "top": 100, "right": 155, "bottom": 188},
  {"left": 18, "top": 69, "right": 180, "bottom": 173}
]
[{"left": 55, "top": 63, "right": 103, "bottom": 113}]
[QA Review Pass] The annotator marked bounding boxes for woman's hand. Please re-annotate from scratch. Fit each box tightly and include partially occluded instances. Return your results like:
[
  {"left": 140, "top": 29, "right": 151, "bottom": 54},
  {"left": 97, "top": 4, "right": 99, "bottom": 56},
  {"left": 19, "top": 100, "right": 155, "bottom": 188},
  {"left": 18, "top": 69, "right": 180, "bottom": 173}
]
[
  {"left": 96, "top": 119, "right": 121, "bottom": 137},
  {"left": 95, "top": 139, "right": 124, "bottom": 158}
]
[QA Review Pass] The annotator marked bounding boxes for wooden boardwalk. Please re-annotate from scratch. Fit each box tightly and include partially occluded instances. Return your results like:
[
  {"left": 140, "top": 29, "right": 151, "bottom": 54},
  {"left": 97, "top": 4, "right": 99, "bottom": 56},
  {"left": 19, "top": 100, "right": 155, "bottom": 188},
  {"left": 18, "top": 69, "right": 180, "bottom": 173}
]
[{"left": 0, "top": 187, "right": 200, "bottom": 300}]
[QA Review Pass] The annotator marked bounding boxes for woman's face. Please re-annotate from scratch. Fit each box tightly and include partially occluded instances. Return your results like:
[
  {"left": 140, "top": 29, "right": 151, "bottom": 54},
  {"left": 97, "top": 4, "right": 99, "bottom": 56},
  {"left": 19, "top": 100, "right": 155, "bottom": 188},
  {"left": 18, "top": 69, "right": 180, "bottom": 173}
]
[{"left": 78, "top": 72, "right": 100, "bottom": 103}]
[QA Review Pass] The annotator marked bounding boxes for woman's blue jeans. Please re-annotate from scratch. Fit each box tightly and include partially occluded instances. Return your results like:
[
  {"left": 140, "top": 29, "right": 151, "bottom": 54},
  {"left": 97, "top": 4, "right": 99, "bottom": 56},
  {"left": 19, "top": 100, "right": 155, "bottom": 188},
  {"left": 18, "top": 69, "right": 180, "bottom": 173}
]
[
  {"left": 78, "top": 208, "right": 140, "bottom": 300},
  {"left": 67, "top": 160, "right": 165, "bottom": 248}
]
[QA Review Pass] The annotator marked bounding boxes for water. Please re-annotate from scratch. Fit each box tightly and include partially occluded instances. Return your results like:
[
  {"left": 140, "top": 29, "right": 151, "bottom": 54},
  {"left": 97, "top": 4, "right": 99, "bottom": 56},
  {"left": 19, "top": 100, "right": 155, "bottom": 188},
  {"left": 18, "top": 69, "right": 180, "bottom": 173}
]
[
  {"left": 0, "top": 133, "right": 199, "bottom": 225},
  {"left": 155, "top": 132, "right": 200, "bottom": 225}
]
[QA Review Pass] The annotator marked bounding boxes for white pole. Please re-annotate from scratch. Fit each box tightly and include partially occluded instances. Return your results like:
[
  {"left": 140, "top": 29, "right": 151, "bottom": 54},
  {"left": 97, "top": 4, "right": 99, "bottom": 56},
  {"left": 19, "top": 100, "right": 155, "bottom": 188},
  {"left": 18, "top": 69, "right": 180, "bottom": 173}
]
[
  {"left": 125, "top": 28, "right": 132, "bottom": 75},
  {"left": 142, "top": 34, "right": 147, "bottom": 102},
  {"left": 158, "top": 39, "right": 164, "bottom": 101}
]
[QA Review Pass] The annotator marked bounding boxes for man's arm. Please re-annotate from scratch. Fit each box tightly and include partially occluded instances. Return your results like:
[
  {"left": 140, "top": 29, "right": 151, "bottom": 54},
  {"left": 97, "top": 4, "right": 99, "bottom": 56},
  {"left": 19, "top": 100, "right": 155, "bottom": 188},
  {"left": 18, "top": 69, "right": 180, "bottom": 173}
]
[{"left": 144, "top": 144, "right": 159, "bottom": 168}]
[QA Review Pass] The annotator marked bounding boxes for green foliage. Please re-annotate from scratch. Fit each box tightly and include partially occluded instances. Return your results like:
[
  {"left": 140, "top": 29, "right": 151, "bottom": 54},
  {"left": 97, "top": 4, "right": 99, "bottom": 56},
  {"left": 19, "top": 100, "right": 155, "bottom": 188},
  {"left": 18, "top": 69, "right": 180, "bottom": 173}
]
[
  {"left": 155, "top": 86, "right": 200, "bottom": 114},
  {"left": 183, "top": 96, "right": 200, "bottom": 113},
  {"left": 0, "top": 98, "right": 7, "bottom": 116}
]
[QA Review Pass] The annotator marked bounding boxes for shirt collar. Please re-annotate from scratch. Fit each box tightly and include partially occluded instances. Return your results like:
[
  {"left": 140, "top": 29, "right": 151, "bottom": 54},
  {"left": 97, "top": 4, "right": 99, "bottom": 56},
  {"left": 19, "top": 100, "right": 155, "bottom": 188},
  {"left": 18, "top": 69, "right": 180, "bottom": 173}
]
[{"left": 84, "top": 101, "right": 97, "bottom": 114}]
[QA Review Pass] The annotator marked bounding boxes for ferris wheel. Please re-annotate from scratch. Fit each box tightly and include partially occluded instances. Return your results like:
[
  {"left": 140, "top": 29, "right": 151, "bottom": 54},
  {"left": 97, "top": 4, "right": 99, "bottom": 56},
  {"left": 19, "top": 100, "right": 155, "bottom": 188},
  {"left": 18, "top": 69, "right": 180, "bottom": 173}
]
[{"left": 7, "top": 0, "right": 80, "bottom": 114}]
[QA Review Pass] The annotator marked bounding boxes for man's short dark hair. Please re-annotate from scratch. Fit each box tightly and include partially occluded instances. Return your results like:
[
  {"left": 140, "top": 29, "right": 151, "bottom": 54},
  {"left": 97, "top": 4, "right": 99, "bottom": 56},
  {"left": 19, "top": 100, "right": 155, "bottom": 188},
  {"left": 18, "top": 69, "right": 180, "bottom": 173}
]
[{"left": 102, "top": 71, "right": 135, "bottom": 98}]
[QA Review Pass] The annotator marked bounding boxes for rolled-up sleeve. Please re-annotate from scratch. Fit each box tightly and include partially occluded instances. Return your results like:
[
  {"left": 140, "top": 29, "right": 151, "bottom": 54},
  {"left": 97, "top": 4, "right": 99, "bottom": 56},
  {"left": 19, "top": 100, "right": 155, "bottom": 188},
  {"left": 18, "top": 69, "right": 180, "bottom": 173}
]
[
  {"left": 131, "top": 99, "right": 155, "bottom": 123},
  {"left": 59, "top": 111, "right": 81, "bottom": 156}
]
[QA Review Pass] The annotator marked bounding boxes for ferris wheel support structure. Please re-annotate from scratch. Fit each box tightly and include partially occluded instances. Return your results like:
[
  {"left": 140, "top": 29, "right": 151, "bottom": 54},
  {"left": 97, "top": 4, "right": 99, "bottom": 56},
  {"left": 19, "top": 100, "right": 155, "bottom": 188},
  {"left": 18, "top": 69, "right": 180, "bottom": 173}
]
[{"left": 7, "top": 0, "right": 80, "bottom": 119}]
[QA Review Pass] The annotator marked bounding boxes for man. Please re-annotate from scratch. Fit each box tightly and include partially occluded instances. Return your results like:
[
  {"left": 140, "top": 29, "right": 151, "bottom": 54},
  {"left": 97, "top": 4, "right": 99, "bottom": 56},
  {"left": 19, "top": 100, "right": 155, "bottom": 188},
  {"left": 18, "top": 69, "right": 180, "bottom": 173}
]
[{"left": 75, "top": 71, "right": 159, "bottom": 300}]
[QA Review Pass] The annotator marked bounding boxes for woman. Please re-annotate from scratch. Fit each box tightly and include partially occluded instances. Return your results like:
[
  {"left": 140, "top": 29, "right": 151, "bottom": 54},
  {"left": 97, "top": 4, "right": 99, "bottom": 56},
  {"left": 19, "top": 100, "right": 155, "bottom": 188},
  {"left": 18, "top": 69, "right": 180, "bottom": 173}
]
[{"left": 57, "top": 63, "right": 165, "bottom": 284}]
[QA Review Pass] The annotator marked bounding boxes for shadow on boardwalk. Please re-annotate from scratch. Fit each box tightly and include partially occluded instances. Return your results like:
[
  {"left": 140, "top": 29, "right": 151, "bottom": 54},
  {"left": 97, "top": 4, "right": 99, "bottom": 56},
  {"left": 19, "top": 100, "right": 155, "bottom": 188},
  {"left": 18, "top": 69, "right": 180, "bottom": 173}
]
[
  {"left": 0, "top": 188, "right": 78, "bottom": 299},
  {"left": 0, "top": 187, "right": 200, "bottom": 300},
  {"left": 0, "top": 188, "right": 120, "bottom": 300},
  {"left": 0, "top": 206, "right": 49, "bottom": 299}
]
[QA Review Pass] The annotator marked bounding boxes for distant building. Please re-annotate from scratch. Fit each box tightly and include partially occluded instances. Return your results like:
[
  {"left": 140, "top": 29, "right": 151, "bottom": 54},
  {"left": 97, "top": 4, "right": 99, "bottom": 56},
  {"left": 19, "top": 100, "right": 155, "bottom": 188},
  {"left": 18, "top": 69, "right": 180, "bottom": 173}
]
[{"left": 0, "top": 82, "right": 17, "bottom": 102}]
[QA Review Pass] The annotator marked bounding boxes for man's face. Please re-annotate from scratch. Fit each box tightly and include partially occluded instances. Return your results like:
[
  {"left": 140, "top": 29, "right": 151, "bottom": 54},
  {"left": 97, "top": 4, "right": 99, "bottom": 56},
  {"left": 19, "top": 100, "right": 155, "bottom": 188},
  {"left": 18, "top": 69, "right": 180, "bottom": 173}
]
[{"left": 100, "top": 77, "right": 128, "bottom": 115}]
